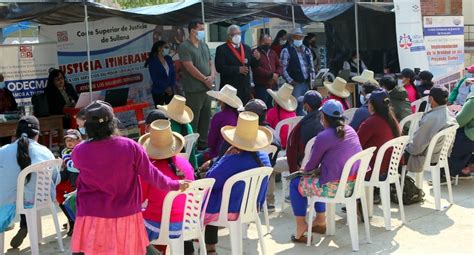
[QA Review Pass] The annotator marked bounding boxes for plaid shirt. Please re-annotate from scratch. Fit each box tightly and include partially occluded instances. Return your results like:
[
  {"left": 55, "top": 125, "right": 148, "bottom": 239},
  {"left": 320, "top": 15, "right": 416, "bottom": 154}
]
[{"left": 280, "top": 45, "right": 315, "bottom": 84}]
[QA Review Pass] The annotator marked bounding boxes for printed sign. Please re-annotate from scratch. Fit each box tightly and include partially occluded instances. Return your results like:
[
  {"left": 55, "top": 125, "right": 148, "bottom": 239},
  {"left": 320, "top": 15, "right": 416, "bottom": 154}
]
[
  {"left": 394, "top": 0, "right": 429, "bottom": 71},
  {"left": 423, "top": 16, "right": 464, "bottom": 81},
  {"left": 0, "top": 42, "right": 58, "bottom": 106}
]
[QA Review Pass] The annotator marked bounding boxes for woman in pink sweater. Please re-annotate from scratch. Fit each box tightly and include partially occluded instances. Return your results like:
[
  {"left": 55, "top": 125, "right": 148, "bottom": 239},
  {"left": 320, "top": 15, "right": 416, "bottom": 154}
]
[
  {"left": 139, "top": 119, "right": 195, "bottom": 254},
  {"left": 265, "top": 84, "right": 297, "bottom": 149},
  {"left": 71, "top": 101, "right": 188, "bottom": 255},
  {"left": 399, "top": 68, "right": 420, "bottom": 111}
]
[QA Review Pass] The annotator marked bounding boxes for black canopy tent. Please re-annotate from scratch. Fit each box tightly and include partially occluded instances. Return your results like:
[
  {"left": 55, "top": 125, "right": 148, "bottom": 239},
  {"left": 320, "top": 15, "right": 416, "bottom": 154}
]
[{"left": 1, "top": 0, "right": 397, "bottom": 89}]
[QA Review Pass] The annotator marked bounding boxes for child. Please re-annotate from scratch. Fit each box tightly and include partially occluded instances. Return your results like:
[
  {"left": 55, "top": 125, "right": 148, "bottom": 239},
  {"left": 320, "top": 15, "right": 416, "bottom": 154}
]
[
  {"left": 56, "top": 129, "right": 82, "bottom": 236},
  {"left": 265, "top": 83, "right": 297, "bottom": 149},
  {"left": 139, "top": 120, "right": 196, "bottom": 254}
]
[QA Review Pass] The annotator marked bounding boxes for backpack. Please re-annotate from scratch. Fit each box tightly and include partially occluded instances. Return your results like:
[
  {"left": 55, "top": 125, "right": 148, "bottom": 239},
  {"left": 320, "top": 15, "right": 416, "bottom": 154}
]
[{"left": 390, "top": 175, "right": 425, "bottom": 205}]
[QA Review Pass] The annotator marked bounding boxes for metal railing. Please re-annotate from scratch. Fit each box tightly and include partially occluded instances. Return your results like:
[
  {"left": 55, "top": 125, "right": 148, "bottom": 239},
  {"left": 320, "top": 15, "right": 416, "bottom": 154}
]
[{"left": 466, "top": 24, "right": 474, "bottom": 48}]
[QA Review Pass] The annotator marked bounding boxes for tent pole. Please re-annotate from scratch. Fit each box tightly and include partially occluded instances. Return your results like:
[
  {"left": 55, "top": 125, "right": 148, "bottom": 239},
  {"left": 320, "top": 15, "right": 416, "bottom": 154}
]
[
  {"left": 291, "top": 4, "right": 295, "bottom": 28},
  {"left": 84, "top": 1, "right": 93, "bottom": 102},
  {"left": 201, "top": 0, "right": 206, "bottom": 24},
  {"left": 354, "top": 0, "right": 360, "bottom": 75}
]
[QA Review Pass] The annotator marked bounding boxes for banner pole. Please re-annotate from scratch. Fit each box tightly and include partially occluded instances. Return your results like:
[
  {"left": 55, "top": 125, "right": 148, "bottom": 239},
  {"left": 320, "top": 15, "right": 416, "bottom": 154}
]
[
  {"left": 355, "top": 0, "right": 360, "bottom": 75},
  {"left": 84, "top": 1, "right": 93, "bottom": 102}
]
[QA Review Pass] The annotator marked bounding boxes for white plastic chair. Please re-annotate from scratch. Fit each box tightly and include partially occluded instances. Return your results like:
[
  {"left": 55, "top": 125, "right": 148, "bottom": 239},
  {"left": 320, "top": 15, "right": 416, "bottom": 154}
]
[
  {"left": 365, "top": 136, "right": 409, "bottom": 230},
  {"left": 261, "top": 145, "right": 278, "bottom": 234},
  {"left": 208, "top": 167, "right": 273, "bottom": 255},
  {"left": 275, "top": 116, "right": 302, "bottom": 210},
  {"left": 182, "top": 133, "right": 200, "bottom": 160},
  {"left": 306, "top": 147, "right": 376, "bottom": 251},
  {"left": 150, "top": 178, "right": 215, "bottom": 255},
  {"left": 399, "top": 112, "right": 424, "bottom": 139},
  {"left": 301, "top": 136, "right": 317, "bottom": 168},
  {"left": 15, "top": 159, "right": 64, "bottom": 255},
  {"left": 411, "top": 96, "right": 430, "bottom": 113},
  {"left": 344, "top": 108, "right": 358, "bottom": 124},
  {"left": 401, "top": 124, "right": 458, "bottom": 210}
]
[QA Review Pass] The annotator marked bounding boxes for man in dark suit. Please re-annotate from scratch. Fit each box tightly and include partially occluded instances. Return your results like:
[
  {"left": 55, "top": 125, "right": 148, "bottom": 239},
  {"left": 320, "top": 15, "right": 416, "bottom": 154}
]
[{"left": 215, "top": 25, "right": 260, "bottom": 104}]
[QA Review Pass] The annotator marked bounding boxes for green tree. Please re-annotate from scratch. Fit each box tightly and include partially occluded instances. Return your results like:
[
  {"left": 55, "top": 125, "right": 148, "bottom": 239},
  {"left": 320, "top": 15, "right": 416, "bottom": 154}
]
[{"left": 115, "top": 0, "right": 177, "bottom": 9}]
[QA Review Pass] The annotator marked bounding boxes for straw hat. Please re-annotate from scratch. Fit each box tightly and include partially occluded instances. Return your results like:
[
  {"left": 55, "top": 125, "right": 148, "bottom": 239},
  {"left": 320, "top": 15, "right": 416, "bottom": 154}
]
[
  {"left": 138, "top": 120, "right": 185, "bottom": 160},
  {"left": 267, "top": 83, "right": 297, "bottom": 111},
  {"left": 324, "top": 77, "right": 350, "bottom": 98},
  {"left": 352, "top": 70, "right": 379, "bottom": 85},
  {"left": 207, "top": 84, "right": 243, "bottom": 109},
  {"left": 157, "top": 95, "right": 194, "bottom": 124},
  {"left": 221, "top": 111, "right": 273, "bottom": 152}
]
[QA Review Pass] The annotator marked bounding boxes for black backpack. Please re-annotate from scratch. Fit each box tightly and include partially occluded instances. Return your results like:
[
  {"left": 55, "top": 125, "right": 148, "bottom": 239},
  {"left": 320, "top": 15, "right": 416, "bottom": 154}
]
[{"left": 390, "top": 176, "right": 425, "bottom": 205}]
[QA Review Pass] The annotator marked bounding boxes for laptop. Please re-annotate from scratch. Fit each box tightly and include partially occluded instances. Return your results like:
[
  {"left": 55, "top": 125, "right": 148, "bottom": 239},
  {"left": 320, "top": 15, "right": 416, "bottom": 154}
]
[
  {"left": 75, "top": 91, "right": 102, "bottom": 108},
  {"left": 104, "top": 87, "right": 129, "bottom": 107}
]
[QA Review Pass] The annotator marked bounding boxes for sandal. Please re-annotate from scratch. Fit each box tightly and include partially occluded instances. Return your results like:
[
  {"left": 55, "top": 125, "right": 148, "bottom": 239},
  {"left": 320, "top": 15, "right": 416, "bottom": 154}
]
[
  {"left": 312, "top": 225, "right": 326, "bottom": 234},
  {"left": 291, "top": 234, "right": 308, "bottom": 243}
]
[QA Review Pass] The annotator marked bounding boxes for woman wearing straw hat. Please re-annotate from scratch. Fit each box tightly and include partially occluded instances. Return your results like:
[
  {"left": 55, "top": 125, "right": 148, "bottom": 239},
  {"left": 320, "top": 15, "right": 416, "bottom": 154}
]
[
  {"left": 139, "top": 120, "right": 196, "bottom": 255},
  {"left": 265, "top": 83, "right": 297, "bottom": 149},
  {"left": 206, "top": 84, "right": 243, "bottom": 159},
  {"left": 322, "top": 77, "right": 351, "bottom": 110},
  {"left": 70, "top": 101, "right": 189, "bottom": 255},
  {"left": 204, "top": 111, "right": 272, "bottom": 254},
  {"left": 157, "top": 95, "right": 198, "bottom": 169}
]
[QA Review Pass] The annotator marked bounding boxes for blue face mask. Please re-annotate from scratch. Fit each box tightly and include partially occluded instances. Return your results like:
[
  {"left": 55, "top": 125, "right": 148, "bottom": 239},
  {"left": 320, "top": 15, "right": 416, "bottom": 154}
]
[
  {"left": 0, "top": 82, "right": 5, "bottom": 89},
  {"left": 79, "top": 127, "right": 86, "bottom": 135},
  {"left": 293, "top": 40, "right": 303, "bottom": 47},
  {"left": 197, "top": 31, "right": 205, "bottom": 41}
]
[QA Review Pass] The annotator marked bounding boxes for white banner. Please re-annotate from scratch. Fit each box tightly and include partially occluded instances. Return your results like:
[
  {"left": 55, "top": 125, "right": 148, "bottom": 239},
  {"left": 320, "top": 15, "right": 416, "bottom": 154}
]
[
  {"left": 394, "top": 0, "right": 429, "bottom": 71},
  {"left": 0, "top": 43, "right": 58, "bottom": 106},
  {"left": 423, "top": 16, "right": 464, "bottom": 81}
]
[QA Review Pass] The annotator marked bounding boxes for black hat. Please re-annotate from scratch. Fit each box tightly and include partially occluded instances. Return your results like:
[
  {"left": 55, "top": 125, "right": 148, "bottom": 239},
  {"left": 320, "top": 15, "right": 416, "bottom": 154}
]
[
  {"left": 418, "top": 71, "right": 433, "bottom": 81},
  {"left": 298, "top": 90, "right": 322, "bottom": 110},
  {"left": 240, "top": 99, "right": 268, "bottom": 117},
  {"left": 17, "top": 116, "right": 40, "bottom": 131},
  {"left": 145, "top": 109, "right": 168, "bottom": 125},
  {"left": 84, "top": 100, "right": 114, "bottom": 123},
  {"left": 429, "top": 86, "right": 449, "bottom": 105},
  {"left": 400, "top": 68, "right": 416, "bottom": 80}
]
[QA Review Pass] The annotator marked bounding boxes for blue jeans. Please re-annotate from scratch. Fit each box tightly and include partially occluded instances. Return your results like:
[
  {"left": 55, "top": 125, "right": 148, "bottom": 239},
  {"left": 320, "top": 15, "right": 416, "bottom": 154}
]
[
  {"left": 292, "top": 82, "right": 309, "bottom": 116},
  {"left": 254, "top": 85, "right": 273, "bottom": 108},
  {"left": 290, "top": 178, "right": 325, "bottom": 217}
]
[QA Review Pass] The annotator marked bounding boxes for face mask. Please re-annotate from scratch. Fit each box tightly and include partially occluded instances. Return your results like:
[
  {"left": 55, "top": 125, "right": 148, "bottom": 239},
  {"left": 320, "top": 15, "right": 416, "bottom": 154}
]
[
  {"left": 0, "top": 82, "right": 5, "bottom": 89},
  {"left": 162, "top": 48, "right": 170, "bottom": 56},
  {"left": 216, "top": 105, "right": 221, "bottom": 113},
  {"left": 79, "top": 127, "right": 86, "bottom": 135},
  {"left": 360, "top": 95, "right": 367, "bottom": 105},
  {"left": 280, "top": 40, "right": 287, "bottom": 45},
  {"left": 232, "top": 35, "right": 241, "bottom": 45},
  {"left": 293, "top": 40, "right": 303, "bottom": 47},
  {"left": 414, "top": 80, "right": 421, "bottom": 86},
  {"left": 196, "top": 30, "right": 205, "bottom": 41},
  {"left": 397, "top": 79, "right": 404, "bottom": 86},
  {"left": 466, "top": 73, "right": 473, "bottom": 78},
  {"left": 260, "top": 45, "right": 270, "bottom": 52}
]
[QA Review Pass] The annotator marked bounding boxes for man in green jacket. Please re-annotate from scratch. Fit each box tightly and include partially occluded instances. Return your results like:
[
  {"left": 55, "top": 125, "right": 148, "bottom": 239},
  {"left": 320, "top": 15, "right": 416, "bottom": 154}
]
[{"left": 448, "top": 92, "right": 474, "bottom": 178}]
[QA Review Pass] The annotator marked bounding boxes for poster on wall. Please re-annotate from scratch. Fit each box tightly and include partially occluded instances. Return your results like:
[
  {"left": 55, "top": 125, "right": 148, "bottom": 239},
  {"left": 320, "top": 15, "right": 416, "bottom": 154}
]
[
  {"left": 394, "top": 0, "right": 429, "bottom": 71},
  {"left": 40, "top": 17, "right": 186, "bottom": 126},
  {"left": 0, "top": 42, "right": 58, "bottom": 106},
  {"left": 423, "top": 16, "right": 464, "bottom": 83}
]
